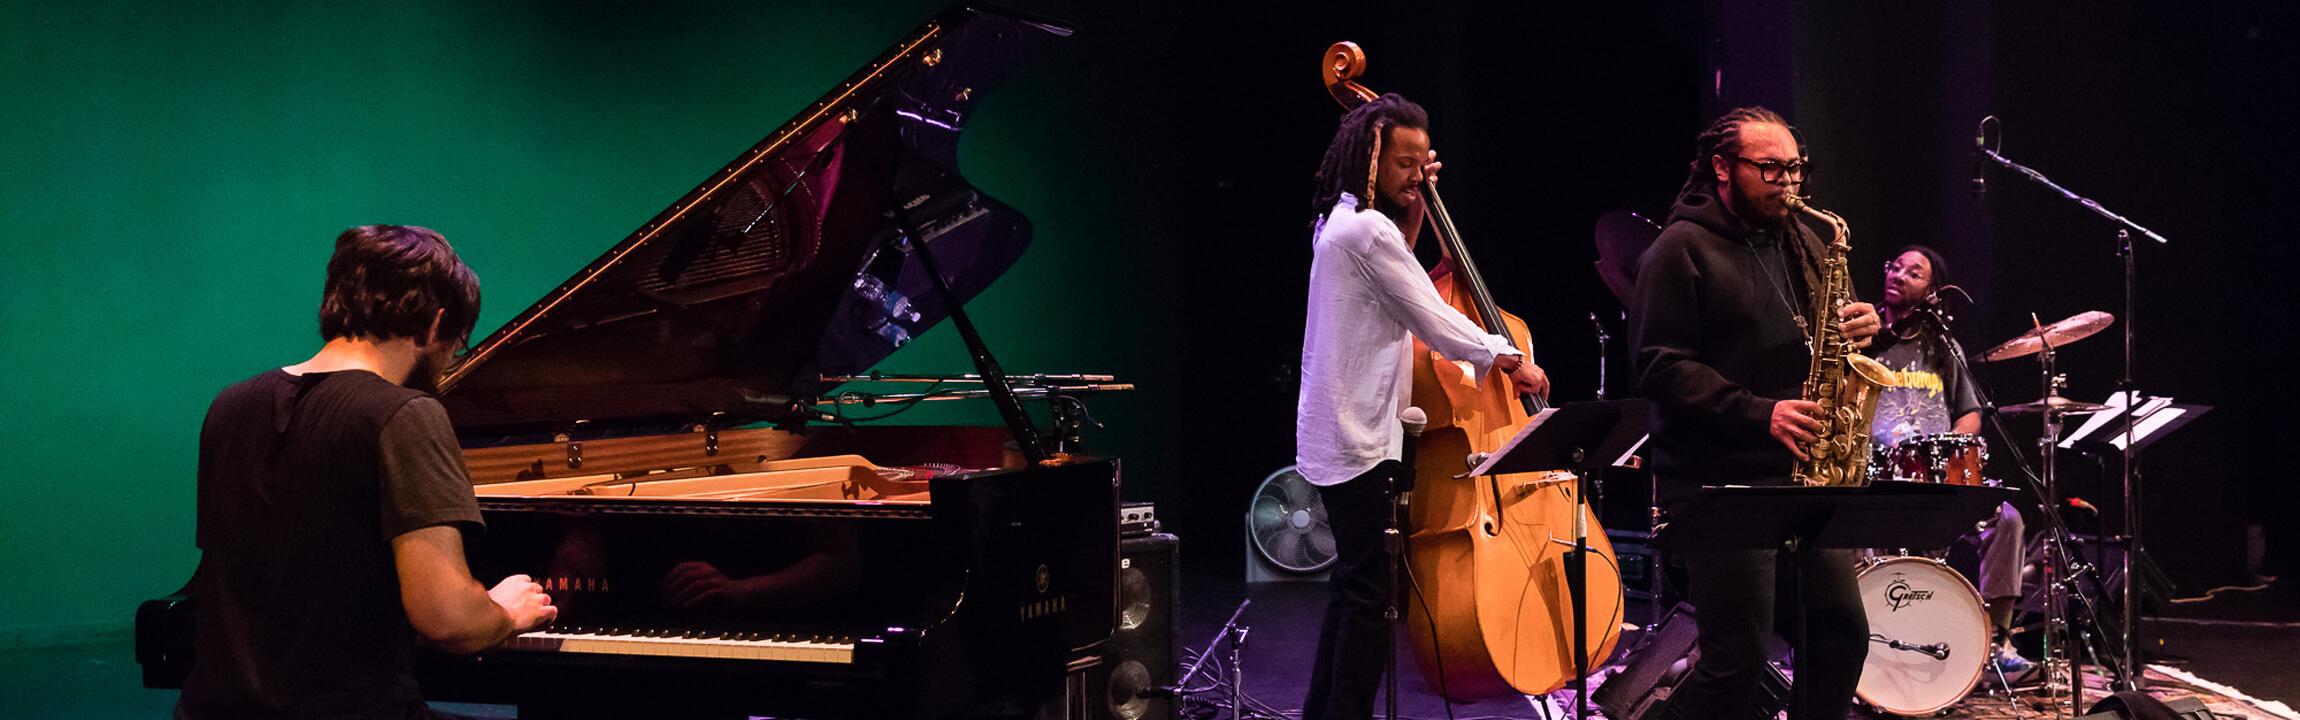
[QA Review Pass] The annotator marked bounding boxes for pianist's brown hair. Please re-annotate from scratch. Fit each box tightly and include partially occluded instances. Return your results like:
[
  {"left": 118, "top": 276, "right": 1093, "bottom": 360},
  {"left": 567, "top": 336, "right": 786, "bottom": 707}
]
[{"left": 318, "top": 225, "right": 481, "bottom": 345}]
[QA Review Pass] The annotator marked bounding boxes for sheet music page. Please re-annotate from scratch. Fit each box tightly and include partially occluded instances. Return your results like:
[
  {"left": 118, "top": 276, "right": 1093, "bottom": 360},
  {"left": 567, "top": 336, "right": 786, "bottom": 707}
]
[
  {"left": 2062, "top": 391, "right": 2171, "bottom": 449},
  {"left": 1614, "top": 433, "right": 1649, "bottom": 468},
  {"left": 1467, "top": 408, "right": 1557, "bottom": 477},
  {"left": 2112, "top": 407, "right": 2186, "bottom": 450},
  {"left": 2064, "top": 392, "right": 2128, "bottom": 443}
]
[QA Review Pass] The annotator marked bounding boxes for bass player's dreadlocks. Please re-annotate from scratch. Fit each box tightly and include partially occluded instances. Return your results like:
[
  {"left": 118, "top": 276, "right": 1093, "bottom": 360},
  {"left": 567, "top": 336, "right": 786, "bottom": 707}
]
[{"left": 1311, "top": 93, "right": 1428, "bottom": 224}]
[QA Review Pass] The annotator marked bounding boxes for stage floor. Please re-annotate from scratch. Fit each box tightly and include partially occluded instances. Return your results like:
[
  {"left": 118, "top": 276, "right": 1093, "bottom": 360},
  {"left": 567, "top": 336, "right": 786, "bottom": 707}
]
[
  {"left": 7, "top": 553, "right": 2294, "bottom": 719},
  {"left": 1179, "top": 556, "right": 2300, "bottom": 720}
]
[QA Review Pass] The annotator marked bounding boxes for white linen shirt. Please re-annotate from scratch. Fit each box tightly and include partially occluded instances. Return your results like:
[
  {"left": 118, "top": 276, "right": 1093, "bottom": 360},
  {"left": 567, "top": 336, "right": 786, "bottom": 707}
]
[{"left": 1296, "top": 195, "right": 1520, "bottom": 487}]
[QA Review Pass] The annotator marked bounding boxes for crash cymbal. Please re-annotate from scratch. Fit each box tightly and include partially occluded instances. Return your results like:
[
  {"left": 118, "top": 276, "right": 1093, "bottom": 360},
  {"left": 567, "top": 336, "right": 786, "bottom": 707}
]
[
  {"left": 1594, "top": 210, "right": 1662, "bottom": 307},
  {"left": 1997, "top": 396, "right": 2111, "bottom": 416},
  {"left": 1983, "top": 311, "right": 2116, "bottom": 362}
]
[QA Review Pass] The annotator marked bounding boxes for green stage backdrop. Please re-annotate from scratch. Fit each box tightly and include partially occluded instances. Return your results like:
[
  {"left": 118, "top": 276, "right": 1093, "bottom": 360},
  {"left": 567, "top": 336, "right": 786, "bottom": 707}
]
[{"left": 0, "top": 0, "right": 1190, "bottom": 646}]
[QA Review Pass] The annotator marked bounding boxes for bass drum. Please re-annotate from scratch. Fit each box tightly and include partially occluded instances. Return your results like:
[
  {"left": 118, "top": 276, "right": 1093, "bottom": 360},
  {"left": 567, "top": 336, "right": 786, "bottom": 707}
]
[{"left": 1855, "top": 556, "right": 1990, "bottom": 716}]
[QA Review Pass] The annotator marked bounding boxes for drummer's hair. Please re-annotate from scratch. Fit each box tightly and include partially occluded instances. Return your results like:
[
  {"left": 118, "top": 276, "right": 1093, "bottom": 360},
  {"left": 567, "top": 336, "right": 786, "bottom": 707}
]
[
  {"left": 319, "top": 225, "right": 482, "bottom": 346},
  {"left": 1678, "top": 106, "right": 1791, "bottom": 202},
  {"left": 1888, "top": 243, "right": 1963, "bottom": 377},
  {"left": 1311, "top": 93, "right": 1428, "bottom": 225},
  {"left": 1894, "top": 244, "right": 1951, "bottom": 294}
]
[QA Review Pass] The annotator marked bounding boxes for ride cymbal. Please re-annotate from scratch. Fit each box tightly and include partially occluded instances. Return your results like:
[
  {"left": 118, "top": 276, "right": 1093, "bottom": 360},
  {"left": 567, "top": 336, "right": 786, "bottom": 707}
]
[{"left": 1983, "top": 311, "right": 2115, "bottom": 362}]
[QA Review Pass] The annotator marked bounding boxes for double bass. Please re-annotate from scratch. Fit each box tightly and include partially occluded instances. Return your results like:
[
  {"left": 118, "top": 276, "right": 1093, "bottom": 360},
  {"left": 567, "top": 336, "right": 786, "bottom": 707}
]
[{"left": 1319, "top": 42, "right": 1624, "bottom": 699}]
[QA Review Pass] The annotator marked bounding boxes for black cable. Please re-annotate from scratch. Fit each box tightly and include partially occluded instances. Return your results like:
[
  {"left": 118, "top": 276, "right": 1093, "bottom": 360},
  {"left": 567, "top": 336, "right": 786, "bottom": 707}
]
[
  {"left": 1400, "top": 534, "right": 1460, "bottom": 720},
  {"left": 823, "top": 381, "right": 947, "bottom": 423}
]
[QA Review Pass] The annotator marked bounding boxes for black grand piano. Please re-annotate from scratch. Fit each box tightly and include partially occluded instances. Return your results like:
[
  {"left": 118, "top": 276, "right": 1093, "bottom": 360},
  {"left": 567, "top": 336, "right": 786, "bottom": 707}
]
[{"left": 138, "top": 5, "right": 1119, "bottom": 718}]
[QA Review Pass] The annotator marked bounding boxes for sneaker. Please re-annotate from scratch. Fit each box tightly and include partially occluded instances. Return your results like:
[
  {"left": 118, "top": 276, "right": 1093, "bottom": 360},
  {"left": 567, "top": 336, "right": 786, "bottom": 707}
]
[{"left": 1989, "top": 642, "right": 2039, "bottom": 685}]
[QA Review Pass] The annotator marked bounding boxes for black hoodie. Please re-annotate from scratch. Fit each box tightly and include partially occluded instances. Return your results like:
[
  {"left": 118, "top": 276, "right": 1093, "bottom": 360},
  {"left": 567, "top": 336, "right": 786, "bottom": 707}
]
[{"left": 1628, "top": 186, "right": 1832, "bottom": 503}]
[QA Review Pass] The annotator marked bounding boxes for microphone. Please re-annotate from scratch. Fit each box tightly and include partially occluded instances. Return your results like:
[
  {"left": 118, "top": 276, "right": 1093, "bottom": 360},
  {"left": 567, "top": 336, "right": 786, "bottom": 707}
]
[
  {"left": 1877, "top": 635, "right": 1952, "bottom": 660},
  {"left": 1392, "top": 406, "right": 1427, "bottom": 494},
  {"left": 1970, "top": 119, "right": 1988, "bottom": 197}
]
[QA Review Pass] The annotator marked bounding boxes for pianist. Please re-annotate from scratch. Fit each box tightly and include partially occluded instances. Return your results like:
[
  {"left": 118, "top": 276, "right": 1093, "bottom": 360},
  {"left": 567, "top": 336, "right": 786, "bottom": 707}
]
[{"left": 175, "top": 225, "right": 557, "bottom": 720}]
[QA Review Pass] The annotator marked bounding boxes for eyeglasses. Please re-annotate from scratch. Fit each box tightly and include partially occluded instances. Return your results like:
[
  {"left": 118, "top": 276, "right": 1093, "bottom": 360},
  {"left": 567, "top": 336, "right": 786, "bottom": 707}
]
[
  {"left": 1883, "top": 260, "right": 1930, "bottom": 283},
  {"left": 1725, "top": 155, "right": 1812, "bottom": 184}
]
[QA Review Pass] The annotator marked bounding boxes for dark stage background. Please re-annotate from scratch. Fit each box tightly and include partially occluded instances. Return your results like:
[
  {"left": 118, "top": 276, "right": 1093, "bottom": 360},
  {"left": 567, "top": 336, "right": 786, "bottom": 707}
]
[{"left": 2, "top": 0, "right": 2293, "bottom": 649}]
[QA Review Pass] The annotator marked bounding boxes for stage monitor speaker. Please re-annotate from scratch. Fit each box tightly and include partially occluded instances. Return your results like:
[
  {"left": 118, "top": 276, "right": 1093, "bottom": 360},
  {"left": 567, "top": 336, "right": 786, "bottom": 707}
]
[
  {"left": 1089, "top": 532, "right": 1178, "bottom": 720},
  {"left": 1593, "top": 602, "right": 1787, "bottom": 720},
  {"left": 2078, "top": 691, "right": 2217, "bottom": 720}
]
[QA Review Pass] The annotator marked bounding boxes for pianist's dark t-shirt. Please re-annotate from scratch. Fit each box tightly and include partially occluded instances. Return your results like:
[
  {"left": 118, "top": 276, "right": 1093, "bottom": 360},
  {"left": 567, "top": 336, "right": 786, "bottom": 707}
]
[{"left": 178, "top": 369, "right": 484, "bottom": 720}]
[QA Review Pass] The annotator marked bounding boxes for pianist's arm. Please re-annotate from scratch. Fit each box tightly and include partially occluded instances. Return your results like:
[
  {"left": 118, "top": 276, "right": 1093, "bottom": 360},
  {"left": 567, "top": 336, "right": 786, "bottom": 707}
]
[
  {"left": 394, "top": 526, "right": 558, "bottom": 654},
  {"left": 380, "top": 394, "right": 556, "bottom": 653}
]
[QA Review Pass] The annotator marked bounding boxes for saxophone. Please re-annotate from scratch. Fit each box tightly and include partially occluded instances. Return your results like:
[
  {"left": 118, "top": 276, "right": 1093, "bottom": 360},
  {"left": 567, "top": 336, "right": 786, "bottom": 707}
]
[{"left": 1786, "top": 193, "right": 1901, "bottom": 487}]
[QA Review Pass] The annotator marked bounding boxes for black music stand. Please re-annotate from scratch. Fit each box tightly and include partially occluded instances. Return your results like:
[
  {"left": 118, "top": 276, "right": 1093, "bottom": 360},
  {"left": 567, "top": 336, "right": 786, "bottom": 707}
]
[
  {"left": 1659, "top": 482, "right": 2014, "bottom": 720},
  {"left": 1470, "top": 399, "right": 1654, "bottom": 720}
]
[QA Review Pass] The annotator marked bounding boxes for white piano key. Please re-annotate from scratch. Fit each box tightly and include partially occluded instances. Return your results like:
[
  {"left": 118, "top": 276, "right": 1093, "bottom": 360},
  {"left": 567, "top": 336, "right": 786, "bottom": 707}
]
[{"left": 501, "top": 629, "right": 855, "bottom": 664}]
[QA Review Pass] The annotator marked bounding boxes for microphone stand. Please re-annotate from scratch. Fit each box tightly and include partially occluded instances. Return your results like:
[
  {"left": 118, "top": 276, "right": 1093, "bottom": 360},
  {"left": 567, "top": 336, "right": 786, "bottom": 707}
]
[
  {"left": 1385, "top": 411, "right": 1426, "bottom": 720},
  {"left": 1154, "top": 598, "right": 1251, "bottom": 719},
  {"left": 1977, "top": 126, "right": 2171, "bottom": 690}
]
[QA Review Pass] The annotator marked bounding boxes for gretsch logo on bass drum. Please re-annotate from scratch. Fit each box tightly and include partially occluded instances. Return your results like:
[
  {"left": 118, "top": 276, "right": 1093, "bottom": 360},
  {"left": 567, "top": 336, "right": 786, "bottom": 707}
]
[{"left": 1884, "top": 577, "right": 1934, "bottom": 611}]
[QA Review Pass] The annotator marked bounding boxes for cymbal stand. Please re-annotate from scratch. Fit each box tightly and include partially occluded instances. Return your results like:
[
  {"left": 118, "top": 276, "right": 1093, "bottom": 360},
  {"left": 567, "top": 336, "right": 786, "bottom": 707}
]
[
  {"left": 1591, "top": 312, "right": 1612, "bottom": 401},
  {"left": 1935, "top": 310, "right": 2126, "bottom": 717},
  {"left": 2034, "top": 338, "right": 2082, "bottom": 714},
  {"left": 2017, "top": 338, "right": 2127, "bottom": 716}
]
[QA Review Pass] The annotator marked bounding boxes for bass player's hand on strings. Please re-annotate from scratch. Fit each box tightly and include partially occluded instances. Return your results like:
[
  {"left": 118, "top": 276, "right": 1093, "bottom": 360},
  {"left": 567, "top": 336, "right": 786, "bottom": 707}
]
[{"left": 1493, "top": 353, "right": 1550, "bottom": 400}]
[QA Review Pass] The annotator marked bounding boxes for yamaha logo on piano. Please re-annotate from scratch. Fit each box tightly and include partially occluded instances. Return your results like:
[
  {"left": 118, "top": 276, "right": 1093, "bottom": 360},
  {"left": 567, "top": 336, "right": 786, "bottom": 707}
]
[
  {"left": 542, "top": 576, "right": 611, "bottom": 592},
  {"left": 1021, "top": 563, "right": 1066, "bottom": 621},
  {"left": 1020, "top": 595, "right": 1069, "bottom": 621}
]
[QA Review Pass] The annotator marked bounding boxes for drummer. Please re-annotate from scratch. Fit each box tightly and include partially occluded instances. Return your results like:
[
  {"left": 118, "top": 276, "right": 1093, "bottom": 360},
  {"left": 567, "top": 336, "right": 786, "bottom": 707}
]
[{"left": 1870, "top": 244, "right": 2038, "bottom": 685}]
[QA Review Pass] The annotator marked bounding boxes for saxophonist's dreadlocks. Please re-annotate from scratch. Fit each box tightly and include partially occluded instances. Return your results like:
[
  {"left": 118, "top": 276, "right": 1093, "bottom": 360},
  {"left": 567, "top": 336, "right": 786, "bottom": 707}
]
[{"left": 1677, "top": 106, "right": 1790, "bottom": 202}]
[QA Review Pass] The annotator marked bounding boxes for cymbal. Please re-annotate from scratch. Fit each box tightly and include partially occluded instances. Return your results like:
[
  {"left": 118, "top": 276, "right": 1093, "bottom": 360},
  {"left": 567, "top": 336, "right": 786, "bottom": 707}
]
[
  {"left": 1997, "top": 396, "right": 2111, "bottom": 416},
  {"left": 1983, "top": 311, "right": 2116, "bottom": 362},
  {"left": 1594, "top": 210, "right": 1662, "bottom": 307}
]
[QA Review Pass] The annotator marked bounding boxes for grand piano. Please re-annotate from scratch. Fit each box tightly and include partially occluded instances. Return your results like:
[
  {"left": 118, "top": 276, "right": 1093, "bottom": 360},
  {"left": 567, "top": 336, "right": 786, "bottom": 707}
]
[{"left": 137, "top": 5, "right": 1119, "bottom": 718}]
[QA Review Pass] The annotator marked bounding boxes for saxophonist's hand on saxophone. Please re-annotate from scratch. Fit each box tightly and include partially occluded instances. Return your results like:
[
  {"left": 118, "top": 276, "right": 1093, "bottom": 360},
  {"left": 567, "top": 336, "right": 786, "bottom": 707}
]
[
  {"left": 1838, "top": 302, "right": 1882, "bottom": 349},
  {"left": 1771, "top": 399, "right": 1825, "bottom": 461}
]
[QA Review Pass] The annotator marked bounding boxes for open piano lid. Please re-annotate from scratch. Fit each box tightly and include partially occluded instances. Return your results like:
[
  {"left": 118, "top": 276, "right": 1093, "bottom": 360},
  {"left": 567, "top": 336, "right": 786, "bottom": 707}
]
[{"left": 436, "top": 5, "right": 1071, "bottom": 437}]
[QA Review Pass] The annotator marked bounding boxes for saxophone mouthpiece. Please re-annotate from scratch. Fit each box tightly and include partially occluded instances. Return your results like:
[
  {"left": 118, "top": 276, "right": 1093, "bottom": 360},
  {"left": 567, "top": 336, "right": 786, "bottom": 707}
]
[{"left": 1782, "top": 192, "right": 1810, "bottom": 211}]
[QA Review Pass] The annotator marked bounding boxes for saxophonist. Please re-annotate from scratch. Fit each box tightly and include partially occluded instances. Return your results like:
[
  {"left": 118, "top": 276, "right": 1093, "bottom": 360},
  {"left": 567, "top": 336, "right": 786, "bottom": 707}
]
[{"left": 1628, "top": 107, "right": 1883, "bottom": 719}]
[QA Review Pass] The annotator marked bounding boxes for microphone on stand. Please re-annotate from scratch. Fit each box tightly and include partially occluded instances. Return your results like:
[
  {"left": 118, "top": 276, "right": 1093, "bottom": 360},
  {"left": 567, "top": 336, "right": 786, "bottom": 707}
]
[
  {"left": 1971, "top": 117, "right": 1991, "bottom": 197},
  {"left": 1400, "top": 406, "right": 1428, "bottom": 438},
  {"left": 1398, "top": 407, "right": 1428, "bottom": 488}
]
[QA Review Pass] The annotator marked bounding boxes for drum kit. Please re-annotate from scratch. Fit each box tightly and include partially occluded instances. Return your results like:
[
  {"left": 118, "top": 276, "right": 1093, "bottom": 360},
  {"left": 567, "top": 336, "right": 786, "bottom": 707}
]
[{"left": 1851, "top": 309, "right": 2127, "bottom": 717}]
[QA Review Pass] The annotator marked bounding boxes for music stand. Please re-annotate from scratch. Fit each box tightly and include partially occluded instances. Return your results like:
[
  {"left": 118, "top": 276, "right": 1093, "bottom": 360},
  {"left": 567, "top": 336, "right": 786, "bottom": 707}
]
[
  {"left": 1469, "top": 399, "right": 1654, "bottom": 720},
  {"left": 1659, "top": 482, "right": 2014, "bottom": 720},
  {"left": 2059, "top": 393, "right": 2209, "bottom": 684}
]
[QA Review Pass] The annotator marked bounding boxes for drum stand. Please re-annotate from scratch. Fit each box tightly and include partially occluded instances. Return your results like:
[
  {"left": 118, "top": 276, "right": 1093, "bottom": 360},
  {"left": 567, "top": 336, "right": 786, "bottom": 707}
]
[{"left": 1935, "top": 312, "right": 2132, "bottom": 717}]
